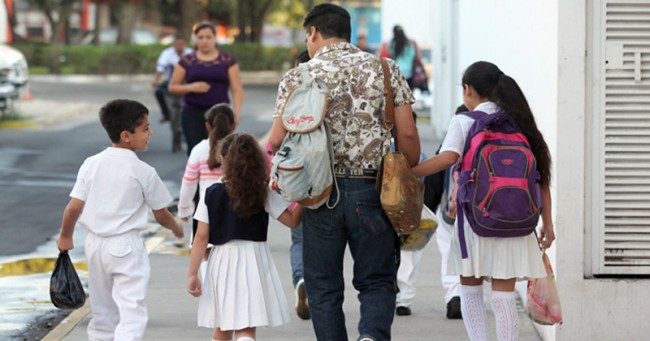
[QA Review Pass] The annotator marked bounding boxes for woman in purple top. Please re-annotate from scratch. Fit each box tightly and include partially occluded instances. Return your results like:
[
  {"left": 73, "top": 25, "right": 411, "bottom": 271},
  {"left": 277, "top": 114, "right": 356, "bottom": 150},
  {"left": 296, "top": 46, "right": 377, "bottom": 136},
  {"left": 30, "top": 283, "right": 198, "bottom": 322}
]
[{"left": 169, "top": 21, "right": 244, "bottom": 154}]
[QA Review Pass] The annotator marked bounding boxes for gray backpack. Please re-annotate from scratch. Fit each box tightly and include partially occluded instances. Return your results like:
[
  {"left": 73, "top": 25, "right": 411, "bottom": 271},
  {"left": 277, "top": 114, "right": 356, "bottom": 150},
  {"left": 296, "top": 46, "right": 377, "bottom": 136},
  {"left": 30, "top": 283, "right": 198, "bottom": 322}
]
[{"left": 269, "top": 64, "right": 339, "bottom": 209}]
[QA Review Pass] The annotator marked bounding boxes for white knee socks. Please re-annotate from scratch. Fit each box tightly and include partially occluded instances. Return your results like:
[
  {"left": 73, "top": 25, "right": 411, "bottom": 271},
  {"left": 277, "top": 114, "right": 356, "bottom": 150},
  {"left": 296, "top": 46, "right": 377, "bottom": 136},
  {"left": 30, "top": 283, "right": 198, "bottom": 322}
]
[
  {"left": 460, "top": 284, "right": 488, "bottom": 341},
  {"left": 491, "top": 291, "right": 519, "bottom": 341},
  {"left": 236, "top": 337, "right": 255, "bottom": 341}
]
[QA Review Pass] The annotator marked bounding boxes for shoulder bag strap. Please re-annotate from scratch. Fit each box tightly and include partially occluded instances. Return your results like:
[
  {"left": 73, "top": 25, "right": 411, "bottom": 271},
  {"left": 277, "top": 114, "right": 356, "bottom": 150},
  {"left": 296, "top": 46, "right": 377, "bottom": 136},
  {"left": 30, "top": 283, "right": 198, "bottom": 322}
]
[{"left": 380, "top": 57, "right": 397, "bottom": 151}]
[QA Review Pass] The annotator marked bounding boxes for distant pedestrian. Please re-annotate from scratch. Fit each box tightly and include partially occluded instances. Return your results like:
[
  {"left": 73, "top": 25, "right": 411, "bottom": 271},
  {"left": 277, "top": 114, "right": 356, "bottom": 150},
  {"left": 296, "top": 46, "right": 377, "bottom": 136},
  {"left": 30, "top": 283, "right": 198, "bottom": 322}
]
[
  {"left": 412, "top": 61, "right": 555, "bottom": 341},
  {"left": 168, "top": 21, "right": 244, "bottom": 155},
  {"left": 268, "top": 4, "right": 420, "bottom": 340},
  {"left": 177, "top": 104, "right": 235, "bottom": 276},
  {"left": 152, "top": 35, "right": 192, "bottom": 123},
  {"left": 433, "top": 104, "right": 468, "bottom": 320},
  {"left": 395, "top": 112, "right": 428, "bottom": 317},
  {"left": 379, "top": 25, "right": 422, "bottom": 90},
  {"left": 187, "top": 133, "right": 302, "bottom": 341},
  {"left": 356, "top": 34, "right": 373, "bottom": 53},
  {"left": 56, "top": 99, "right": 184, "bottom": 341}
]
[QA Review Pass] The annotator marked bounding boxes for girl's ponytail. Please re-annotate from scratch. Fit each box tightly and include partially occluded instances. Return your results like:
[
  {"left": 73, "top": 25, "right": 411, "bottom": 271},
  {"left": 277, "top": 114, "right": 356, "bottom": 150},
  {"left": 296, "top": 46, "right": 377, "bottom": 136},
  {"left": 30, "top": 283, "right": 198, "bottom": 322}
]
[
  {"left": 463, "top": 61, "right": 552, "bottom": 186},
  {"left": 206, "top": 104, "right": 235, "bottom": 170}
]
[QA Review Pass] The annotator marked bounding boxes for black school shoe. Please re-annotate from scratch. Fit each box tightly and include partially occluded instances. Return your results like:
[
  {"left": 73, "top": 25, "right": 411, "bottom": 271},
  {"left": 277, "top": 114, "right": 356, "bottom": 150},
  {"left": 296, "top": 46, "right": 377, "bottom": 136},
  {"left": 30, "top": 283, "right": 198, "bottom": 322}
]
[
  {"left": 446, "top": 296, "right": 462, "bottom": 319},
  {"left": 396, "top": 306, "right": 412, "bottom": 316}
]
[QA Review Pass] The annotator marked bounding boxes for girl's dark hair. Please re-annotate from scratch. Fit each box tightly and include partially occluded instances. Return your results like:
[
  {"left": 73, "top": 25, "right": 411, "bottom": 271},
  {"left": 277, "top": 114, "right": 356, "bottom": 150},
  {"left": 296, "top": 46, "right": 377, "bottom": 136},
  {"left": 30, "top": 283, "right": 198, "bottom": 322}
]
[
  {"left": 205, "top": 104, "right": 235, "bottom": 170},
  {"left": 219, "top": 133, "right": 268, "bottom": 219},
  {"left": 462, "top": 61, "right": 552, "bottom": 186},
  {"left": 391, "top": 25, "right": 408, "bottom": 58},
  {"left": 193, "top": 21, "right": 216, "bottom": 35}
]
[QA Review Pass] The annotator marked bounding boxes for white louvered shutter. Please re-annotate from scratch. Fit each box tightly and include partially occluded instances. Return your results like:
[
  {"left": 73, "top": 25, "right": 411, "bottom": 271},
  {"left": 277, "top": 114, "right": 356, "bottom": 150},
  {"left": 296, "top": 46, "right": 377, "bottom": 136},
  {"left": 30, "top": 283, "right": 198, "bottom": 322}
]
[{"left": 595, "top": 0, "right": 650, "bottom": 274}]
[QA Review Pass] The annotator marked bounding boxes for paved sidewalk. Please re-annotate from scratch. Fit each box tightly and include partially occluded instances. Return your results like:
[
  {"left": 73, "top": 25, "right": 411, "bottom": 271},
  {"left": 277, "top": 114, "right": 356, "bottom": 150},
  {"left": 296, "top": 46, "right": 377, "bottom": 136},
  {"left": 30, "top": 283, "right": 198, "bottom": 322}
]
[
  {"left": 31, "top": 100, "right": 543, "bottom": 340},
  {"left": 49, "top": 217, "right": 541, "bottom": 341}
]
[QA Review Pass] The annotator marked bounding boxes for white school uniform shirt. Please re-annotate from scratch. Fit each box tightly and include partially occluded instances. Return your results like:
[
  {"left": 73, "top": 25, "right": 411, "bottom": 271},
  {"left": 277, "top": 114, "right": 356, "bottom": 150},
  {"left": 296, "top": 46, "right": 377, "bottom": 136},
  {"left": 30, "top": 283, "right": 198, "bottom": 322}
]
[
  {"left": 70, "top": 147, "right": 173, "bottom": 237},
  {"left": 156, "top": 46, "right": 193, "bottom": 81},
  {"left": 439, "top": 101, "right": 501, "bottom": 158},
  {"left": 177, "top": 139, "right": 224, "bottom": 218},
  {"left": 194, "top": 183, "right": 291, "bottom": 224}
]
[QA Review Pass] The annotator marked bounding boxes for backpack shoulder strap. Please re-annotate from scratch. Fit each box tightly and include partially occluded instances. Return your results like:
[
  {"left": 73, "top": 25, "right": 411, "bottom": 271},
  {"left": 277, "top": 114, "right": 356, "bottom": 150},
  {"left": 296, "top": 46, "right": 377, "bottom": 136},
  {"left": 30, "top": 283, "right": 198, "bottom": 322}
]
[{"left": 461, "top": 110, "right": 488, "bottom": 120}]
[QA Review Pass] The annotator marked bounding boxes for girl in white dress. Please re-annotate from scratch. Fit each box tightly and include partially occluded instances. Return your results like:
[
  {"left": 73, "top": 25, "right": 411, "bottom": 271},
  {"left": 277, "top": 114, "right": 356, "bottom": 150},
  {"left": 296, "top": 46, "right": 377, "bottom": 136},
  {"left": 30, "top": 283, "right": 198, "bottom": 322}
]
[
  {"left": 412, "top": 61, "right": 555, "bottom": 341},
  {"left": 187, "top": 133, "right": 301, "bottom": 341}
]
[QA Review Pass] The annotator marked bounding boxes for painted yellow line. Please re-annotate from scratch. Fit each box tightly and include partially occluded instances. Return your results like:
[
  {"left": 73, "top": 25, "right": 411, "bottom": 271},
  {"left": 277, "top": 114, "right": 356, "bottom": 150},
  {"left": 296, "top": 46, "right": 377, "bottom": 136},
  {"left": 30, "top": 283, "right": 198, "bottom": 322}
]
[
  {"left": 0, "top": 119, "right": 39, "bottom": 129},
  {"left": 42, "top": 228, "right": 172, "bottom": 341}
]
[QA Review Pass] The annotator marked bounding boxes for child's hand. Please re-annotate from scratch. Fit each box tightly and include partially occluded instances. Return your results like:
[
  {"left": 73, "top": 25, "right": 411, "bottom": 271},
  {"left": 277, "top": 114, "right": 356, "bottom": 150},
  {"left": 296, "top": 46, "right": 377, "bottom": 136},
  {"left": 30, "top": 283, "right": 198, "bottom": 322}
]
[
  {"left": 172, "top": 223, "right": 184, "bottom": 239},
  {"left": 538, "top": 223, "right": 555, "bottom": 250},
  {"left": 180, "top": 216, "right": 190, "bottom": 223},
  {"left": 57, "top": 236, "right": 74, "bottom": 252},
  {"left": 187, "top": 275, "right": 202, "bottom": 297}
]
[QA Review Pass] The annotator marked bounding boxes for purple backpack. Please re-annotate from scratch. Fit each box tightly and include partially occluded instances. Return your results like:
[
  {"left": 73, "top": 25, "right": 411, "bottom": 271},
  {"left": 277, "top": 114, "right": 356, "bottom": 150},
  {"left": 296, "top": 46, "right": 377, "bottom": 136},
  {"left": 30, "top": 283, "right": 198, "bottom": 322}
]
[{"left": 456, "top": 111, "right": 542, "bottom": 258}]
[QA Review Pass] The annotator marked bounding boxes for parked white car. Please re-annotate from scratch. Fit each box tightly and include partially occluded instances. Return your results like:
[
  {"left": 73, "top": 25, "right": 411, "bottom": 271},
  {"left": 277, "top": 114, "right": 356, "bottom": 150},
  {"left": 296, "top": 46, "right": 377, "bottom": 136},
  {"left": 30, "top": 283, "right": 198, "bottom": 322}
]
[{"left": 0, "top": 44, "right": 29, "bottom": 113}]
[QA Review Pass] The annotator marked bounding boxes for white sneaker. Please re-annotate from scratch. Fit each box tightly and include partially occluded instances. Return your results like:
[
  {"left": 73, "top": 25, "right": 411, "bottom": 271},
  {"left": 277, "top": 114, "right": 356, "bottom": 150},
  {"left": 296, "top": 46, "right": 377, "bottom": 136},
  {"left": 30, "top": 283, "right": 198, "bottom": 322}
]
[{"left": 295, "top": 279, "right": 310, "bottom": 320}]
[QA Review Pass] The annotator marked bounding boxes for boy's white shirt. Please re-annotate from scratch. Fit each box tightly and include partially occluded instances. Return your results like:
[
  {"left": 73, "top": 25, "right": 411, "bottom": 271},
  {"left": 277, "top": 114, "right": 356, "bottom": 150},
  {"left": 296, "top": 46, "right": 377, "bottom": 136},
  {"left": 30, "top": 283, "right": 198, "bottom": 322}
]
[
  {"left": 70, "top": 147, "right": 172, "bottom": 236},
  {"left": 194, "top": 181, "right": 291, "bottom": 224}
]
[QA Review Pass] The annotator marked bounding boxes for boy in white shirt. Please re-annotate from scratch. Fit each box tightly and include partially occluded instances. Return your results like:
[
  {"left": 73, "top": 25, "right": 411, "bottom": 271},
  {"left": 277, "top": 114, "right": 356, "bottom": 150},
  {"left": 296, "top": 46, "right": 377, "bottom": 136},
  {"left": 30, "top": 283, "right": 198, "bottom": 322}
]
[{"left": 57, "top": 99, "right": 184, "bottom": 341}]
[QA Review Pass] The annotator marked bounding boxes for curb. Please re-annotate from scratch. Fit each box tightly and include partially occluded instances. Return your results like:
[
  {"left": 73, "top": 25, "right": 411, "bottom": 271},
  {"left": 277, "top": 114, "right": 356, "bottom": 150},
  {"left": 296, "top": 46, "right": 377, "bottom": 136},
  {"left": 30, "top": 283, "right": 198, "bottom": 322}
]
[{"left": 41, "top": 228, "right": 173, "bottom": 341}]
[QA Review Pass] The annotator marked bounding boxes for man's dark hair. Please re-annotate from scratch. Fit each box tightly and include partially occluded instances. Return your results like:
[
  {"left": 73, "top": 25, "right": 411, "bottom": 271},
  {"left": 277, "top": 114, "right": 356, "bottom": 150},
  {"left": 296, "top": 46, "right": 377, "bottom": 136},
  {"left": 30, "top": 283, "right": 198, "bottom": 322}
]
[
  {"left": 99, "top": 99, "right": 149, "bottom": 143},
  {"left": 303, "top": 3, "right": 351, "bottom": 41}
]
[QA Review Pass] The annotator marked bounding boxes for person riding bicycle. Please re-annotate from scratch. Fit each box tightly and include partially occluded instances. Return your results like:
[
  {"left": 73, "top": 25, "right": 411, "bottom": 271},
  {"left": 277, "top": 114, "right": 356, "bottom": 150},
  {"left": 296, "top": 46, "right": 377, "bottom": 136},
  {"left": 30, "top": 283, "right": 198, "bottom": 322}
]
[{"left": 152, "top": 35, "right": 192, "bottom": 123}]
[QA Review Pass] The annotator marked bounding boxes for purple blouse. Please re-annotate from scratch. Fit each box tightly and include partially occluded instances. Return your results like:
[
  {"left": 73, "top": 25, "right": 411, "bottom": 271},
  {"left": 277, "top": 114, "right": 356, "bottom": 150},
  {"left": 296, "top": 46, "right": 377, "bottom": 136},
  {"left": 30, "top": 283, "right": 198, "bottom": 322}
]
[{"left": 179, "top": 51, "right": 237, "bottom": 111}]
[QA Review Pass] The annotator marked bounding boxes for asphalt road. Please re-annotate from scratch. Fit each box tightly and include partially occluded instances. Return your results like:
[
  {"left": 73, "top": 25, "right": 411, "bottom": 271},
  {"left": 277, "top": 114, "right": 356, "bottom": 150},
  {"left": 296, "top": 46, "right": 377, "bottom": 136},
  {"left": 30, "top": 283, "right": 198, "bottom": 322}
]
[
  {"left": 0, "top": 79, "right": 278, "bottom": 256},
  {"left": 0, "top": 78, "right": 279, "bottom": 340}
]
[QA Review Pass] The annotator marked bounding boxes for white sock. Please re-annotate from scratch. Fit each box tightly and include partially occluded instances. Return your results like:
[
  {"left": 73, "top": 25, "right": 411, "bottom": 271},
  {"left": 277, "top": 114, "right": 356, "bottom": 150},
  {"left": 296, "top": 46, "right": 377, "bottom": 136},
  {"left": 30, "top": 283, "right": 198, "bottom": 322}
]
[
  {"left": 491, "top": 291, "right": 519, "bottom": 341},
  {"left": 460, "top": 284, "right": 488, "bottom": 341},
  {"left": 236, "top": 337, "right": 255, "bottom": 341}
]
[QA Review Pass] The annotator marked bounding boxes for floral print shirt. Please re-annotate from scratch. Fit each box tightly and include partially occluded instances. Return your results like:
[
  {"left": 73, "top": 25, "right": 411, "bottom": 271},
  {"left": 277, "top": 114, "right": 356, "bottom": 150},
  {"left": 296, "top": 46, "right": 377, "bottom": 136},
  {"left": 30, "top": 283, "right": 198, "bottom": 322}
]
[{"left": 274, "top": 42, "right": 414, "bottom": 170}]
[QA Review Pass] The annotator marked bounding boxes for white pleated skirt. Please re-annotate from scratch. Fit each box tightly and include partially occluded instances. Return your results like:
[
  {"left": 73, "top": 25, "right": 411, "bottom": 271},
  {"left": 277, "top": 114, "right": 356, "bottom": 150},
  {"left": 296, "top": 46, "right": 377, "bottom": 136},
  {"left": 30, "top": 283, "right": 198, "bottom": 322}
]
[
  {"left": 447, "top": 214, "right": 546, "bottom": 281},
  {"left": 197, "top": 240, "right": 291, "bottom": 330}
]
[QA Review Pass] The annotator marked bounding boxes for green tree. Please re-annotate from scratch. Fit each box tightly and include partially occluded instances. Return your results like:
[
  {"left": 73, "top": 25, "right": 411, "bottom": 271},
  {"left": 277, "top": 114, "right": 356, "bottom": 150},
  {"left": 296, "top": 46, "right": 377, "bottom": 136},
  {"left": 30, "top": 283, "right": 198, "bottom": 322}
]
[{"left": 28, "top": 0, "right": 78, "bottom": 44}]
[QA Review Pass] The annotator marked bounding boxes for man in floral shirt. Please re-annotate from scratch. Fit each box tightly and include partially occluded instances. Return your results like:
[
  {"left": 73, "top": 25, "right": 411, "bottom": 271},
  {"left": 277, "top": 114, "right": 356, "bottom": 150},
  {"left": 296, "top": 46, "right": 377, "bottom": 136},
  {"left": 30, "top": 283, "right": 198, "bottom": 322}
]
[{"left": 269, "top": 4, "right": 420, "bottom": 340}]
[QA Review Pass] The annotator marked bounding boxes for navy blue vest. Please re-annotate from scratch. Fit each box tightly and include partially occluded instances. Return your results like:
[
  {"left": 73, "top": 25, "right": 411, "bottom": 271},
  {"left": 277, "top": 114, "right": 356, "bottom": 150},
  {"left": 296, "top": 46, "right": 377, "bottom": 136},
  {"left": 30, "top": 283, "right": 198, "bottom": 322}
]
[{"left": 205, "top": 183, "right": 269, "bottom": 245}]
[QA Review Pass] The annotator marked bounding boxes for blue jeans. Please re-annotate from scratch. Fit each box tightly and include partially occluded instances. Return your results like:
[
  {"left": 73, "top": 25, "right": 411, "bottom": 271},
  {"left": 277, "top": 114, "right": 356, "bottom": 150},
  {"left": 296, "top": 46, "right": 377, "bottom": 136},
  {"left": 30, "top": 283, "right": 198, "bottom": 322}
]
[
  {"left": 303, "top": 177, "right": 397, "bottom": 341},
  {"left": 290, "top": 223, "right": 304, "bottom": 287},
  {"left": 154, "top": 82, "right": 170, "bottom": 120}
]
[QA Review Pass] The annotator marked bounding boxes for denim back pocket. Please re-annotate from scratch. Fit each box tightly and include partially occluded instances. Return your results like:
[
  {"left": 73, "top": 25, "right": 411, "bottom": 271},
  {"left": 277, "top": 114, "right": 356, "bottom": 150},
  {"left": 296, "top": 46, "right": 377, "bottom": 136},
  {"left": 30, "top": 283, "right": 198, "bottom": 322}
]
[{"left": 356, "top": 201, "right": 391, "bottom": 238}]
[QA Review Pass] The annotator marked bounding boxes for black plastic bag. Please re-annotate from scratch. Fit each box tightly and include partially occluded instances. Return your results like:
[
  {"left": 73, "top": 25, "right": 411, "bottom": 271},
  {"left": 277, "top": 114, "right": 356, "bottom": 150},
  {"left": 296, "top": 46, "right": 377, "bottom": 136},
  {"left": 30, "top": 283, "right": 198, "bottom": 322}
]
[{"left": 50, "top": 251, "right": 86, "bottom": 309}]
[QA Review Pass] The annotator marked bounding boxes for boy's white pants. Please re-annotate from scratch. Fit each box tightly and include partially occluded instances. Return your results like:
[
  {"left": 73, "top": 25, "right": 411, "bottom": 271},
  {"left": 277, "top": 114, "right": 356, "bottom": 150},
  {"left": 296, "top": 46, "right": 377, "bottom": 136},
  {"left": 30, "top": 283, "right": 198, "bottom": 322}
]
[
  {"left": 436, "top": 207, "right": 461, "bottom": 304},
  {"left": 396, "top": 248, "right": 423, "bottom": 307},
  {"left": 85, "top": 231, "right": 150, "bottom": 341}
]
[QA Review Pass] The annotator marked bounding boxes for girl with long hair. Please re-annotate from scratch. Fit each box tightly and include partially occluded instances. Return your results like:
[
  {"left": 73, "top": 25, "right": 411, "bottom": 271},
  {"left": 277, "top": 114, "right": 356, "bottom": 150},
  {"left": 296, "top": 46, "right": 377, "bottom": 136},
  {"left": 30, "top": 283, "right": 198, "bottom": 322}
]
[
  {"left": 412, "top": 61, "right": 555, "bottom": 341},
  {"left": 381, "top": 25, "right": 422, "bottom": 90},
  {"left": 178, "top": 103, "right": 235, "bottom": 222},
  {"left": 187, "top": 133, "right": 301, "bottom": 341}
]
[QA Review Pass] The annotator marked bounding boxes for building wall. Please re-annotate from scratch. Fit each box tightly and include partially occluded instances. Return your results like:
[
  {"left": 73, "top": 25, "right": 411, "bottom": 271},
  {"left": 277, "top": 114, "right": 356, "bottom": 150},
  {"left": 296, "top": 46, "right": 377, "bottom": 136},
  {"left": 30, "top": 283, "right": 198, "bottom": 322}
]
[{"left": 429, "top": 0, "right": 650, "bottom": 340}]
